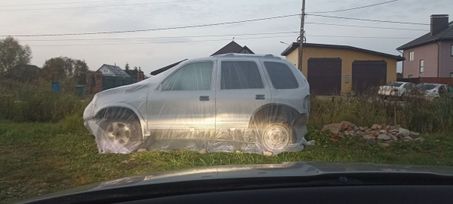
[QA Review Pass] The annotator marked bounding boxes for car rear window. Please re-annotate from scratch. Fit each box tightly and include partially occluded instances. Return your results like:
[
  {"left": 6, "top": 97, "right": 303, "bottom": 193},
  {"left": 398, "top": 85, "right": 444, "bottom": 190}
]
[
  {"left": 221, "top": 61, "right": 264, "bottom": 89},
  {"left": 417, "top": 84, "right": 437, "bottom": 90},
  {"left": 264, "top": 62, "right": 299, "bottom": 89}
]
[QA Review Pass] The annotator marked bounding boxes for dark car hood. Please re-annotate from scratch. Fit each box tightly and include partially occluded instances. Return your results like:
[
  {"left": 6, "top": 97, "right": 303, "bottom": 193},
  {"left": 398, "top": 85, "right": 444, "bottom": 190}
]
[{"left": 27, "top": 162, "right": 453, "bottom": 202}]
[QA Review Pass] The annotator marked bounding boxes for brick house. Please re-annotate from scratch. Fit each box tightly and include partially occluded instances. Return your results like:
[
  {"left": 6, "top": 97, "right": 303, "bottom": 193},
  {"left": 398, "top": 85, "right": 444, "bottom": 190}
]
[
  {"left": 282, "top": 43, "right": 402, "bottom": 95},
  {"left": 86, "top": 64, "right": 145, "bottom": 94},
  {"left": 397, "top": 14, "right": 453, "bottom": 78}
]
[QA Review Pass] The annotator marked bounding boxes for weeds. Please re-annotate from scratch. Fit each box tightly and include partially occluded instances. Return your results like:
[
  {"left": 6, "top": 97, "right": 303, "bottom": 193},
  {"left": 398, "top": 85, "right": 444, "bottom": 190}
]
[
  {"left": 309, "top": 96, "right": 453, "bottom": 133},
  {"left": 0, "top": 80, "right": 87, "bottom": 122}
]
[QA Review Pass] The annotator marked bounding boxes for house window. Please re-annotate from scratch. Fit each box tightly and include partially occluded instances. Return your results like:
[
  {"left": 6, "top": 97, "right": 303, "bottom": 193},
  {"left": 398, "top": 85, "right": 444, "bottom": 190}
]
[
  {"left": 450, "top": 72, "right": 453, "bottom": 78},
  {"left": 408, "top": 74, "right": 413, "bottom": 78},
  {"left": 409, "top": 51, "right": 414, "bottom": 61},
  {"left": 419, "top": 60, "right": 425, "bottom": 74},
  {"left": 450, "top": 44, "right": 453, "bottom": 56}
]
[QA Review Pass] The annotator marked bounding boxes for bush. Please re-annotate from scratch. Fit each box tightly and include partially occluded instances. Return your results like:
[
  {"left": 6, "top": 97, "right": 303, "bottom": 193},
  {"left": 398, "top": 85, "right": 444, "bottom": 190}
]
[
  {"left": 0, "top": 80, "right": 87, "bottom": 122},
  {"left": 59, "top": 112, "right": 87, "bottom": 133}
]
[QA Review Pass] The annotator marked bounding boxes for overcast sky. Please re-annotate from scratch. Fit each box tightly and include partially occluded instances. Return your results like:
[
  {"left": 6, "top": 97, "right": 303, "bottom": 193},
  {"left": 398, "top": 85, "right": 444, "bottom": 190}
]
[{"left": 0, "top": 0, "right": 451, "bottom": 74}]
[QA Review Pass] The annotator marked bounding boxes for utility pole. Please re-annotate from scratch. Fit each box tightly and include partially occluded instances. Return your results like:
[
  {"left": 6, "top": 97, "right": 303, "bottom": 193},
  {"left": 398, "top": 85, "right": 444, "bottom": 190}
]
[{"left": 298, "top": 0, "right": 306, "bottom": 71}]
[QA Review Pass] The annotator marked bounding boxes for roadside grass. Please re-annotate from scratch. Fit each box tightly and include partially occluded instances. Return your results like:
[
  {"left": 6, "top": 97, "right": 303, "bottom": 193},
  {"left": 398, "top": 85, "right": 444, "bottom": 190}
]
[{"left": 1, "top": 122, "right": 453, "bottom": 203}]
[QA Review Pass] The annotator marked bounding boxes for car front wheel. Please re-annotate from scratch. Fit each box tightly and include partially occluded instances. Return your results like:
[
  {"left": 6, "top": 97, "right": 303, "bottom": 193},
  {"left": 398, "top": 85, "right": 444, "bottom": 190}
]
[{"left": 98, "top": 113, "right": 142, "bottom": 153}]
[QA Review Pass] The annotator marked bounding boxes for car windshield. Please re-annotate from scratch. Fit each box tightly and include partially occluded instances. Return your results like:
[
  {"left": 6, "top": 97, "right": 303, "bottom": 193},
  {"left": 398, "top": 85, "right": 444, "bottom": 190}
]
[{"left": 1, "top": 0, "right": 453, "bottom": 203}]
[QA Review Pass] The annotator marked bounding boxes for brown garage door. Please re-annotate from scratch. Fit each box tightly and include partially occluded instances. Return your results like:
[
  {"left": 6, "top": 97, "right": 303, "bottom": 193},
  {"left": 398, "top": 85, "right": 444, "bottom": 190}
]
[
  {"left": 307, "top": 58, "right": 342, "bottom": 95},
  {"left": 352, "top": 60, "right": 387, "bottom": 94}
]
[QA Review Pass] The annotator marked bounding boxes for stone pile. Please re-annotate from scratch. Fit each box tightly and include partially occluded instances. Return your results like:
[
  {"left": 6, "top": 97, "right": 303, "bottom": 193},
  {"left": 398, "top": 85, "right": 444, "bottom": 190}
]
[{"left": 322, "top": 121, "right": 423, "bottom": 146}]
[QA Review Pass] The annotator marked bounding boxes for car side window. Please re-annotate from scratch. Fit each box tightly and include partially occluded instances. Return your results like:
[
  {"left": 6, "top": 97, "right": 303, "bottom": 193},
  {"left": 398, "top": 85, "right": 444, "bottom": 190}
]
[
  {"left": 161, "top": 61, "right": 213, "bottom": 91},
  {"left": 264, "top": 61, "right": 299, "bottom": 89},
  {"left": 221, "top": 61, "right": 264, "bottom": 89}
]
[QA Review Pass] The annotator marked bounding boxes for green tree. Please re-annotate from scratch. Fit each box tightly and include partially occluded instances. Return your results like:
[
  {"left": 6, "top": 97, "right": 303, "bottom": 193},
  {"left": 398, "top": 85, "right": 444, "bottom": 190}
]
[
  {"left": 73, "top": 60, "right": 88, "bottom": 84},
  {"left": 0, "top": 36, "right": 32, "bottom": 75},
  {"left": 41, "top": 57, "right": 88, "bottom": 83},
  {"left": 41, "top": 57, "right": 73, "bottom": 81},
  {"left": 5, "top": 64, "right": 40, "bottom": 82}
]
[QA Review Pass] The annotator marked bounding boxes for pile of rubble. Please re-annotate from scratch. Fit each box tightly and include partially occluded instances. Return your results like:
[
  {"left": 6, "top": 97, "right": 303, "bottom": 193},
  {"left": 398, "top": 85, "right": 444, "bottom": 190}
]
[{"left": 322, "top": 121, "right": 423, "bottom": 146}]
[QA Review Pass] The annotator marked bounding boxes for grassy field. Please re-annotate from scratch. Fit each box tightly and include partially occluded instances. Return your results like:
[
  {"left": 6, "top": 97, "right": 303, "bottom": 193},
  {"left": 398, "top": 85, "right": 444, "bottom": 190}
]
[{"left": 1, "top": 121, "right": 453, "bottom": 203}]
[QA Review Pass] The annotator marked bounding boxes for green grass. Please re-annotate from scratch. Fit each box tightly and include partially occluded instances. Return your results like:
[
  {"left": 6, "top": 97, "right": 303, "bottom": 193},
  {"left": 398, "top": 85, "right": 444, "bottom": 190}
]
[{"left": 1, "top": 122, "right": 453, "bottom": 203}]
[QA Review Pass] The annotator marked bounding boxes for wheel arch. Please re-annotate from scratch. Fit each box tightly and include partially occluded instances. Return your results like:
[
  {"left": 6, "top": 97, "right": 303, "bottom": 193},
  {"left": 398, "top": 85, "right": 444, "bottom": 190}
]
[
  {"left": 249, "top": 103, "right": 301, "bottom": 128},
  {"left": 94, "top": 105, "right": 146, "bottom": 138}
]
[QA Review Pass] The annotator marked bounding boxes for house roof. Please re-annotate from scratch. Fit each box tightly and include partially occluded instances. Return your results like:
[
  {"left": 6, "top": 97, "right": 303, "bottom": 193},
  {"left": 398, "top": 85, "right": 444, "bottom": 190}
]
[
  {"left": 125, "top": 68, "right": 144, "bottom": 79},
  {"left": 211, "top": 41, "right": 254, "bottom": 56},
  {"left": 397, "top": 21, "right": 453, "bottom": 50},
  {"left": 97, "top": 64, "right": 131, "bottom": 78},
  {"left": 281, "top": 42, "right": 403, "bottom": 61},
  {"left": 240, "top": 46, "right": 254, "bottom": 54}
]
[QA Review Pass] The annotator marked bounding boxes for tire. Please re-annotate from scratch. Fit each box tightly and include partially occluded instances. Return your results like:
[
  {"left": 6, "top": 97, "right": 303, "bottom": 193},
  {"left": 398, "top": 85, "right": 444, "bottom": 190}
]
[
  {"left": 99, "top": 112, "right": 142, "bottom": 153},
  {"left": 257, "top": 121, "right": 294, "bottom": 153}
]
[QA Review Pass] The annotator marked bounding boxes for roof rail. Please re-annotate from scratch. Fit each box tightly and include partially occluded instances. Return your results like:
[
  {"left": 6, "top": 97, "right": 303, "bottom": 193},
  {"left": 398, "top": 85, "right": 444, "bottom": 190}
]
[
  {"left": 263, "top": 54, "right": 281, "bottom": 59},
  {"left": 213, "top": 53, "right": 281, "bottom": 59}
]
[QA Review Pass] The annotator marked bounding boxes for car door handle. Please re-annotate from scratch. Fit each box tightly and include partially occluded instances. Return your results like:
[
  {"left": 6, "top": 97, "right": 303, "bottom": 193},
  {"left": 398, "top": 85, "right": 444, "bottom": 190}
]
[
  {"left": 199, "top": 96, "right": 210, "bottom": 101},
  {"left": 255, "top": 94, "right": 265, "bottom": 100}
]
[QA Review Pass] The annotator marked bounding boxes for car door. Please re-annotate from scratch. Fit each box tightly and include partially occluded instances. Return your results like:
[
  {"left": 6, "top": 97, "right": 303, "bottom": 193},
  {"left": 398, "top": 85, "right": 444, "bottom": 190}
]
[
  {"left": 146, "top": 60, "right": 216, "bottom": 131},
  {"left": 215, "top": 59, "right": 271, "bottom": 130}
]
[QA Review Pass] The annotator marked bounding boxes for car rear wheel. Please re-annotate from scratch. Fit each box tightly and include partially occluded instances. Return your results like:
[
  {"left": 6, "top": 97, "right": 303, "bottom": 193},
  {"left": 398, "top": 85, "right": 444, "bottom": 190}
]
[
  {"left": 99, "top": 113, "right": 142, "bottom": 153},
  {"left": 258, "top": 122, "right": 294, "bottom": 154}
]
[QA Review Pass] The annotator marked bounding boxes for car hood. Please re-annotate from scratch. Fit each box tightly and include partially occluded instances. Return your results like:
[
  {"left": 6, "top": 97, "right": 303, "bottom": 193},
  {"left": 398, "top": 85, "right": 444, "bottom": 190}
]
[
  {"left": 30, "top": 161, "right": 453, "bottom": 200},
  {"left": 95, "top": 77, "right": 157, "bottom": 98}
]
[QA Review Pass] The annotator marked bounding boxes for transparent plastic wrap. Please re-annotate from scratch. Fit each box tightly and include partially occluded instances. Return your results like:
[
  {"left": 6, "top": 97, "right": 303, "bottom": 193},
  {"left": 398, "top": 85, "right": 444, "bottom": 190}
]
[{"left": 83, "top": 55, "right": 310, "bottom": 155}]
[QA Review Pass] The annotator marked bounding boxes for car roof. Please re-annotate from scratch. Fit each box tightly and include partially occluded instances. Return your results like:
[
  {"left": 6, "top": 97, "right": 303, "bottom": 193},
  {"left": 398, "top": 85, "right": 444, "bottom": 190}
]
[
  {"left": 418, "top": 83, "right": 446, "bottom": 86},
  {"left": 208, "top": 53, "right": 283, "bottom": 60}
]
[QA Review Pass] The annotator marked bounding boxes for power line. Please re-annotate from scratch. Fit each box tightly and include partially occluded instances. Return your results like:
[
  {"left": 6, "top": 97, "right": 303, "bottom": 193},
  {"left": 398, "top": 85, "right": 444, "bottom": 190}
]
[
  {"left": 27, "top": 35, "right": 299, "bottom": 47},
  {"left": 306, "top": 21, "right": 428, "bottom": 31},
  {"left": 18, "top": 31, "right": 300, "bottom": 42},
  {"left": 308, "top": 34, "right": 411, "bottom": 39},
  {"left": 0, "top": 0, "right": 190, "bottom": 11},
  {"left": 1, "top": 14, "right": 300, "bottom": 37},
  {"left": 17, "top": 29, "right": 414, "bottom": 43},
  {"left": 0, "top": 0, "right": 124, "bottom": 7},
  {"left": 26, "top": 34, "right": 413, "bottom": 47},
  {"left": 2, "top": 13, "right": 429, "bottom": 38},
  {"left": 14, "top": 22, "right": 426, "bottom": 43},
  {"left": 306, "top": 14, "right": 429, "bottom": 25},
  {"left": 12, "top": 20, "right": 428, "bottom": 42},
  {"left": 309, "top": 0, "right": 398, "bottom": 14}
]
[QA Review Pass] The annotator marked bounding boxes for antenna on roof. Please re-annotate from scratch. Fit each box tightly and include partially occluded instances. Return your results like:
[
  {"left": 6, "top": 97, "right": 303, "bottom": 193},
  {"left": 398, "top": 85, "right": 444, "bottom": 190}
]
[{"left": 232, "top": 37, "right": 235, "bottom": 41}]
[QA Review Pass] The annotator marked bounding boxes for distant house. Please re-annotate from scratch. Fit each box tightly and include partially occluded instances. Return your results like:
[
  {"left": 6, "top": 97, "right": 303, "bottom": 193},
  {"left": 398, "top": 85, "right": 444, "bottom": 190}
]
[
  {"left": 397, "top": 14, "right": 453, "bottom": 78},
  {"left": 125, "top": 68, "right": 145, "bottom": 82},
  {"left": 211, "top": 41, "right": 254, "bottom": 56},
  {"left": 86, "top": 64, "right": 145, "bottom": 94},
  {"left": 282, "top": 43, "right": 403, "bottom": 95},
  {"left": 97, "top": 64, "right": 134, "bottom": 90}
]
